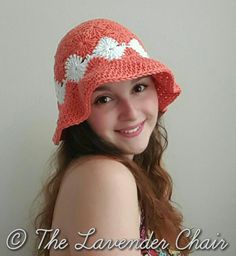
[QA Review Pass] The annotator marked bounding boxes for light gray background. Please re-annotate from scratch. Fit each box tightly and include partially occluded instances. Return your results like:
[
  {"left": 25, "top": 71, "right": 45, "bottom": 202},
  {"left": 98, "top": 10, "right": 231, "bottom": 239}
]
[{"left": 0, "top": 0, "right": 235, "bottom": 255}]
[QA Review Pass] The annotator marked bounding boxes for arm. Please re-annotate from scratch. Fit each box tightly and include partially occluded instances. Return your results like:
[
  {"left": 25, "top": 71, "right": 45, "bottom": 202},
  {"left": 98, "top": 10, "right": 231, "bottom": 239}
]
[{"left": 58, "top": 157, "right": 143, "bottom": 256}]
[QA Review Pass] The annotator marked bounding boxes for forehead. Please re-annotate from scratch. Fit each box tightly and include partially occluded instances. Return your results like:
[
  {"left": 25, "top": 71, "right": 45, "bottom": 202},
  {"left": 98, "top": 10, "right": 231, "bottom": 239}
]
[{"left": 94, "top": 76, "right": 154, "bottom": 92}]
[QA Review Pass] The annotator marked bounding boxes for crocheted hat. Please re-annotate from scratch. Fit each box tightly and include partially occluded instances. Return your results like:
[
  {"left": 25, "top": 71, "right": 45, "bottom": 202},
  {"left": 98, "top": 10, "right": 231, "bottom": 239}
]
[{"left": 53, "top": 18, "right": 181, "bottom": 145}]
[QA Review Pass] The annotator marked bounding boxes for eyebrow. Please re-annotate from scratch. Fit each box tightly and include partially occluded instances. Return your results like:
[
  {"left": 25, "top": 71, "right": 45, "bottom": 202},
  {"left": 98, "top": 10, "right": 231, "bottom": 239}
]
[{"left": 94, "top": 76, "right": 149, "bottom": 92}]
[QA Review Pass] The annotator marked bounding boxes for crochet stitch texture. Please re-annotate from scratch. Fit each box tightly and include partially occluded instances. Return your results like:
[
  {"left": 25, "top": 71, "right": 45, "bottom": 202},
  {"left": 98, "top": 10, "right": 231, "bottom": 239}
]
[{"left": 53, "top": 18, "right": 181, "bottom": 145}]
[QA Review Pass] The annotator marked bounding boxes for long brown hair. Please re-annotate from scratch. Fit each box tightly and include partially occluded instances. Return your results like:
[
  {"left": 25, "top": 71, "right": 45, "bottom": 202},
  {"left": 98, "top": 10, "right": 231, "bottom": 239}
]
[{"left": 32, "top": 113, "right": 191, "bottom": 255}]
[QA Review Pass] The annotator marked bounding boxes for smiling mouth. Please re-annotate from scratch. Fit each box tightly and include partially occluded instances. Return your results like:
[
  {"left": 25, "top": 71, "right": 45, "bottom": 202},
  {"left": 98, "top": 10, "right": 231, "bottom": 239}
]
[{"left": 115, "top": 120, "right": 145, "bottom": 136}]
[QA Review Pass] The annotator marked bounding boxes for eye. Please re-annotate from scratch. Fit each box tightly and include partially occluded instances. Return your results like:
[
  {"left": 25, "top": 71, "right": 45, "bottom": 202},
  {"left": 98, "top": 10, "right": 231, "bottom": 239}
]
[
  {"left": 133, "top": 83, "right": 148, "bottom": 93},
  {"left": 94, "top": 96, "right": 112, "bottom": 105}
]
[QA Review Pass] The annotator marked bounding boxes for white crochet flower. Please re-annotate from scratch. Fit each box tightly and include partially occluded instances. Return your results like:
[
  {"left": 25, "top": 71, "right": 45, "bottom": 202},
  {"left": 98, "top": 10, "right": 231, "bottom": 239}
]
[
  {"left": 65, "top": 54, "right": 87, "bottom": 82},
  {"left": 128, "top": 39, "right": 149, "bottom": 58},
  {"left": 92, "top": 37, "right": 126, "bottom": 60},
  {"left": 55, "top": 80, "right": 66, "bottom": 104}
]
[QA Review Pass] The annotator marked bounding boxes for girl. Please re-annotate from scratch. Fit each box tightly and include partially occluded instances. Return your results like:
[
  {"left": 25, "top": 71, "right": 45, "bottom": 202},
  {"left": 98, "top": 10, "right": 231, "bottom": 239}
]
[{"left": 34, "top": 18, "right": 191, "bottom": 256}]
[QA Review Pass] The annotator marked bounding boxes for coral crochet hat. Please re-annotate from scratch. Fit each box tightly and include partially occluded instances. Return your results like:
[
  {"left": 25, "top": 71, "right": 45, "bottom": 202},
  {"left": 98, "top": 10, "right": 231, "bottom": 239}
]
[{"left": 53, "top": 18, "right": 181, "bottom": 145}]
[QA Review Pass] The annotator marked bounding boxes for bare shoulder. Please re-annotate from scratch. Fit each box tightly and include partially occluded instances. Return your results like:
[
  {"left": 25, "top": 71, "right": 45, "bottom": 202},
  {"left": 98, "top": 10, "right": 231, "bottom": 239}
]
[
  {"left": 53, "top": 156, "right": 141, "bottom": 255},
  {"left": 67, "top": 155, "right": 133, "bottom": 176},
  {"left": 61, "top": 155, "right": 138, "bottom": 210}
]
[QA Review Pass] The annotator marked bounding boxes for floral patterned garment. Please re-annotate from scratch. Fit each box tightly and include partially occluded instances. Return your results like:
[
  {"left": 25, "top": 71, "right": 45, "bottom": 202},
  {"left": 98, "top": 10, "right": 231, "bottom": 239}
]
[{"left": 139, "top": 209, "right": 182, "bottom": 256}]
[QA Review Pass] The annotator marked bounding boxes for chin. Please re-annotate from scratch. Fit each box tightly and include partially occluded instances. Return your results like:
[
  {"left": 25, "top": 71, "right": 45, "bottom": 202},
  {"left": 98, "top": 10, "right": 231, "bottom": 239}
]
[{"left": 121, "top": 142, "right": 149, "bottom": 155}]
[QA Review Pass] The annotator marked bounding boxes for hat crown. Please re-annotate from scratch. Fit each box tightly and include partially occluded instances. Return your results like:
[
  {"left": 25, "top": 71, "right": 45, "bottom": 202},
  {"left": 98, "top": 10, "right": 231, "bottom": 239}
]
[{"left": 54, "top": 19, "right": 144, "bottom": 81}]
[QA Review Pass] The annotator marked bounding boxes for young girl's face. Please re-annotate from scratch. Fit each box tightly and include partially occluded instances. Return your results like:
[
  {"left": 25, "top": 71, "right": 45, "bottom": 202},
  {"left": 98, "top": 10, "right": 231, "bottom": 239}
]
[{"left": 87, "top": 75, "right": 158, "bottom": 159}]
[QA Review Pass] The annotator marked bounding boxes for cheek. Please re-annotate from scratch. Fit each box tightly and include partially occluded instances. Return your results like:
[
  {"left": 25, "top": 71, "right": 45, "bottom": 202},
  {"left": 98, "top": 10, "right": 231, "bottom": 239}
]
[
  {"left": 87, "top": 109, "right": 112, "bottom": 135},
  {"left": 143, "top": 92, "right": 159, "bottom": 115}
]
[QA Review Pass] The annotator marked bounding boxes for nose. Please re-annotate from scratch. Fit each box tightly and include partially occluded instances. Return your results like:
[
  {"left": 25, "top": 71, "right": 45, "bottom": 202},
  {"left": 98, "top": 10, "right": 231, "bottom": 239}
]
[{"left": 118, "top": 98, "right": 139, "bottom": 121}]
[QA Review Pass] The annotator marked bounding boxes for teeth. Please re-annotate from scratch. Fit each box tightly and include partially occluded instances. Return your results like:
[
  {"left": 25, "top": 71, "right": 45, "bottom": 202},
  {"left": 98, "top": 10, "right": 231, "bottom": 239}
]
[{"left": 120, "top": 125, "right": 140, "bottom": 134}]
